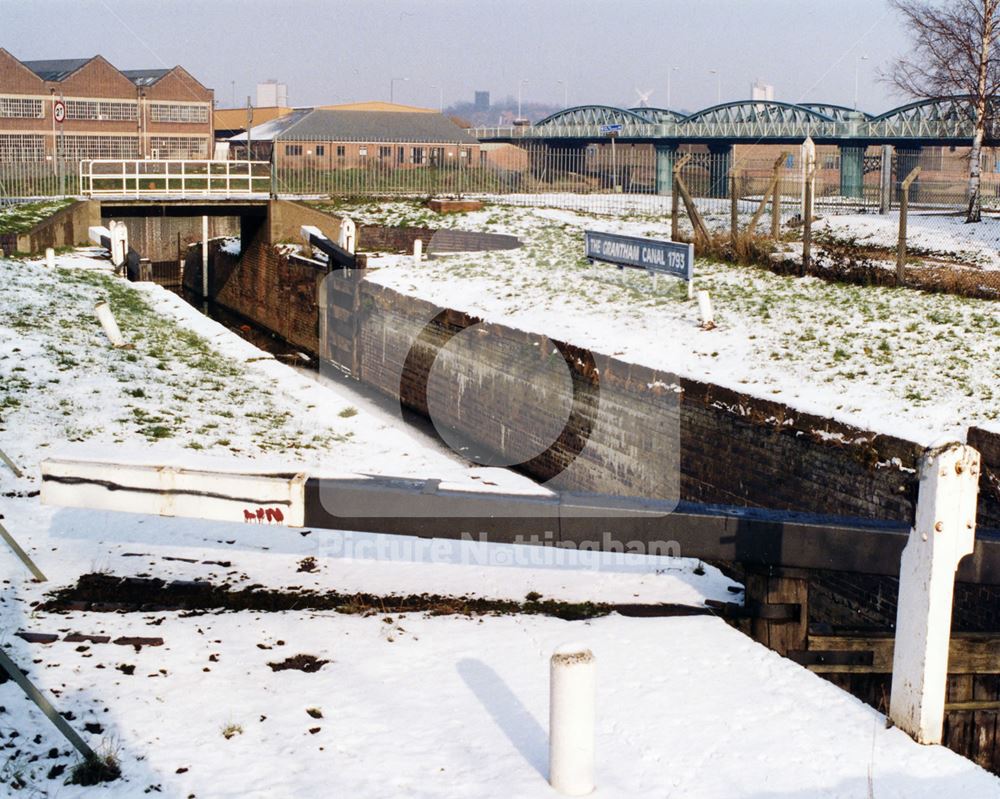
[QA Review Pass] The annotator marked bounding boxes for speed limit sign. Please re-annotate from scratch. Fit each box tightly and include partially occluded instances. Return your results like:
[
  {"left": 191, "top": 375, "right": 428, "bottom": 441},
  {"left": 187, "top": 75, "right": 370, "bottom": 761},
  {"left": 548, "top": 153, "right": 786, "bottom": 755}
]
[{"left": 53, "top": 99, "right": 66, "bottom": 124}]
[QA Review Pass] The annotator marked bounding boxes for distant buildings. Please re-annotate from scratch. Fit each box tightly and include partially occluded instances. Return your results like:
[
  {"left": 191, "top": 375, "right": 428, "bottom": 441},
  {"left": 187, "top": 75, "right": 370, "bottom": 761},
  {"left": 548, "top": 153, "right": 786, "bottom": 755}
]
[
  {"left": 474, "top": 91, "right": 490, "bottom": 111},
  {"left": 228, "top": 102, "right": 480, "bottom": 169},
  {"left": 256, "top": 80, "right": 287, "bottom": 108},
  {"left": 0, "top": 48, "right": 214, "bottom": 160},
  {"left": 751, "top": 79, "right": 775, "bottom": 102}
]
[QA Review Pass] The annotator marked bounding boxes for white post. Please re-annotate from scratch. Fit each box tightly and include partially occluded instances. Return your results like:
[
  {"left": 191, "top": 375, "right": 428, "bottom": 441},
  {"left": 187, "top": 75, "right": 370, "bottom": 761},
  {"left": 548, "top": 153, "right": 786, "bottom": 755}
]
[
  {"left": 202, "top": 215, "right": 210, "bottom": 298},
  {"left": 338, "top": 217, "right": 356, "bottom": 254},
  {"left": 549, "top": 643, "right": 595, "bottom": 796},
  {"left": 413, "top": 238, "right": 423, "bottom": 266},
  {"left": 94, "top": 301, "right": 127, "bottom": 348},
  {"left": 889, "top": 442, "right": 981, "bottom": 744},
  {"left": 697, "top": 290, "right": 715, "bottom": 330},
  {"left": 45, "top": 247, "right": 55, "bottom": 269},
  {"left": 110, "top": 220, "right": 128, "bottom": 268}
]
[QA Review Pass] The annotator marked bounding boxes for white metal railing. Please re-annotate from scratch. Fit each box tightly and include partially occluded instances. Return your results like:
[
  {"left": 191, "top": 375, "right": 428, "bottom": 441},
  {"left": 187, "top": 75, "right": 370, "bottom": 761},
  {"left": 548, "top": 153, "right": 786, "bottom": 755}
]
[{"left": 78, "top": 159, "right": 272, "bottom": 199}]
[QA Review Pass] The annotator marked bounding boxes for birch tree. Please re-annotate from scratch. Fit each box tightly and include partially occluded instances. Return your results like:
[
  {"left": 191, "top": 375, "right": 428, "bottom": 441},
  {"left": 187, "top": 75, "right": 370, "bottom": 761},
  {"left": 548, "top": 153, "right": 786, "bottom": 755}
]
[{"left": 889, "top": 0, "right": 1000, "bottom": 222}]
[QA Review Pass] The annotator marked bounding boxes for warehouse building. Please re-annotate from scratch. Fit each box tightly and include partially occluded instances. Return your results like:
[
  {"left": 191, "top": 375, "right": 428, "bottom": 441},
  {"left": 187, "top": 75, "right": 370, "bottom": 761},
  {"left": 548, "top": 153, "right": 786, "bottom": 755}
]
[
  {"left": 228, "top": 102, "right": 480, "bottom": 168},
  {"left": 0, "top": 48, "right": 214, "bottom": 161}
]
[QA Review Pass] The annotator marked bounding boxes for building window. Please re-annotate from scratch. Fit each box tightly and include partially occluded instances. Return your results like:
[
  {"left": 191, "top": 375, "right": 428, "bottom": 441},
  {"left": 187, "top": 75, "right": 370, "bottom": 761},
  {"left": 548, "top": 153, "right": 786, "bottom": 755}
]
[
  {"left": 460, "top": 148, "right": 469, "bottom": 159},
  {"left": 65, "top": 100, "right": 137, "bottom": 121},
  {"left": 359, "top": 146, "right": 368, "bottom": 157},
  {"left": 149, "top": 103, "right": 209, "bottom": 123},
  {"left": 412, "top": 147, "right": 425, "bottom": 165},
  {"left": 379, "top": 146, "right": 392, "bottom": 159},
  {"left": 397, "top": 146, "right": 405, "bottom": 163},
  {"left": 336, "top": 145, "right": 346, "bottom": 157},
  {"left": 285, "top": 144, "right": 303, "bottom": 156},
  {"left": 0, "top": 97, "right": 43, "bottom": 119},
  {"left": 316, "top": 145, "right": 325, "bottom": 156},
  {"left": 59, "top": 135, "right": 140, "bottom": 159},
  {"left": 149, "top": 136, "right": 208, "bottom": 158},
  {"left": 429, "top": 147, "right": 444, "bottom": 166},
  {"left": 0, "top": 133, "right": 46, "bottom": 160}
]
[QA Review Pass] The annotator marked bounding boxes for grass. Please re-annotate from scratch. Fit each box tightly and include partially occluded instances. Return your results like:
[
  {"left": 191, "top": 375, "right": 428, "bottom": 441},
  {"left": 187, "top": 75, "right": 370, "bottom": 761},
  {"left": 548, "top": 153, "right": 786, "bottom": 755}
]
[
  {"left": 0, "top": 199, "right": 74, "bottom": 235},
  {"left": 221, "top": 722, "right": 243, "bottom": 740}
]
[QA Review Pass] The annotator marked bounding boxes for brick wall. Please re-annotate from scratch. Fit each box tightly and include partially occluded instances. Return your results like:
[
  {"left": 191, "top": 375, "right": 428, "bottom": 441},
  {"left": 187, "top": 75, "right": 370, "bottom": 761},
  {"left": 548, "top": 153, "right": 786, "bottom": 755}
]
[{"left": 7, "top": 200, "right": 100, "bottom": 255}]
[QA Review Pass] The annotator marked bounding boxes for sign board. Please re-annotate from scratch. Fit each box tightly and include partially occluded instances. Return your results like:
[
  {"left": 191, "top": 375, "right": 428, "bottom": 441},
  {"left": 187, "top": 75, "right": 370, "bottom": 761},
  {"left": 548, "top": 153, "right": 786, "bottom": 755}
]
[
  {"left": 599, "top": 123, "right": 623, "bottom": 135},
  {"left": 53, "top": 99, "right": 65, "bottom": 124},
  {"left": 585, "top": 230, "right": 693, "bottom": 282}
]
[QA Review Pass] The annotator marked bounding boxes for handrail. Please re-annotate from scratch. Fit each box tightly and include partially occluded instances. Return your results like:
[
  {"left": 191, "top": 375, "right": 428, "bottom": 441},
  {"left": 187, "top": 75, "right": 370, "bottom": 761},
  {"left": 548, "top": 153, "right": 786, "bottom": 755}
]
[{"left": 79, "top": 159, "right": 272, "bottom": 199}]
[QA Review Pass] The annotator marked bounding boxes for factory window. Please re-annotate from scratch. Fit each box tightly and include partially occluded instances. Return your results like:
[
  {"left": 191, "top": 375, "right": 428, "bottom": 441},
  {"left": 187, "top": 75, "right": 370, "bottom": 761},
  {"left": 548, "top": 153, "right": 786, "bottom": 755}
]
[
  {"left": 286, "top": 144, "right": 303, "bottom": 156},
  {"left": 149, "top": 136, "right": 208, "bottom": 158},
  {"left": 149, "top": 103, "right": 209, "bottom": 123},
  {"left": 460, "top": 148, "right": 469, "bottom": 158},
  {"left": 379, "top": 146, "right": 392, "bottom": 159},
  {"left": 359, "top": 146, "right": 368, "bottom": 157},
  {"left": 412, "top": 147, "right": 424, "bottom": 165},
  {"left": 65, "top": 100, "right": 137, "bottom": 121},
  {"left": 397, "top": 146, "right": 405, "bottom": 163},
  {"left": 0, "top": 97, "right": 43, "bottom": 119},
  {"left": 0, "top": 133, "right": 46, "bottom": 160},
  {"left": 336, "top": 145, "right": 346, "bottom": 157},
  {"left": 316, "top": 145, "right": 325, "bottom": 156},
  {"left": 59, "top": 135, "right": 140, "bottom": 159}
]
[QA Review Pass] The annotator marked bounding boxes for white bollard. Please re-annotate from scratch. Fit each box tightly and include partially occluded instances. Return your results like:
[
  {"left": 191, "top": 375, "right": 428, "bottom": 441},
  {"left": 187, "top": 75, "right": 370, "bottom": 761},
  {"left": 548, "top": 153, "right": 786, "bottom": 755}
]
[
  {"left": 889, "top": 442, "right": 980, "bottom": 744},
  {"left": 697, "top": 290, "right": 716, "bottom": 330},
  {"left": 549, "top": 643, "right": 595, "bottom": 796},
  {"left": 45, "top": 247, "right": 55, "bottom": 269},
  {"left": 338, "top": 216, "right": 356, "bottom": 254},
  {"left": 110, "top": 221, "right": 128, "bottom": 268},
  {"left": 94, "top": 301, "right": 127, "bottom": 348},
  {"left": 413, "top": 238, "right": 423, "bottom": 266}
]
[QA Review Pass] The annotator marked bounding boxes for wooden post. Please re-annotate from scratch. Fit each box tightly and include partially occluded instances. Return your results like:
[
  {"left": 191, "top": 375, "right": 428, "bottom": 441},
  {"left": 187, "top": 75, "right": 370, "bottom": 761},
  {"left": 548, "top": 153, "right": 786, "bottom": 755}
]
[
  {"left": 880, "top": 144, "right": 894, "bottom": 215},
  {"left": 729, "top": 169, "right": 739, "bottom": 249},
  {"left": 744, "top": 567, "right": 809, "bottom": 657},
  {"left": 771, "top": 152, "right": 786, "bottom": 238},
  {"left": 801, "top": 137, "right": 816, "bottom": 275},
  {"left": 671, "top": 153, "right": 691, "bottom": 242},
  {"left": 0, "top": 447, "right": 23, "bottom": 478},
  {"left": 897, "top": 166, "right": 921, "bottom": 286},
  {"left": 889, "top": 442, "right": 980, "bottom": 745}
]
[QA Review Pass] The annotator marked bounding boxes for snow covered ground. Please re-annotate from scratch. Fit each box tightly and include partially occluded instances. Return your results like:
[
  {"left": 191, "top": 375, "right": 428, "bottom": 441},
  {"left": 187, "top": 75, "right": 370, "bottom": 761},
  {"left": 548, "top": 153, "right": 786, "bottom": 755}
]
[
  {"left": 1, "top": 249, "right": 998, "bottom": 796},
  {"left": 340, "top": 200, "right": 999, "bottom": 445},
  {"left": 817, "top": 211, "right": 1000, "bottom": 271}
]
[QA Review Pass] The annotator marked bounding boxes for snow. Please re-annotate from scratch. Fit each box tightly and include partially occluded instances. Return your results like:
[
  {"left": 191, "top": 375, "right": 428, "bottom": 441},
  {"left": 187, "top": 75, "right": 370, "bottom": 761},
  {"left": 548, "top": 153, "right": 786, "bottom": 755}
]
[
  {"left": 1, "top": 248, "right": 998, "bottom": 796},
  {"left": 348, "top": 200, "right": 1000, "bottom": 445}
]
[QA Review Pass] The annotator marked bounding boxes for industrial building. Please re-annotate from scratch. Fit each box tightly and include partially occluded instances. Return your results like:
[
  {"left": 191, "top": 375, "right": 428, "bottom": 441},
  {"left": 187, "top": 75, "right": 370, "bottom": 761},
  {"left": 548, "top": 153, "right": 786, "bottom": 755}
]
[
  {"left": 0, "top": 48, "right": 214, "bottom": 161},
  {"left": 228, "top": 102, "right": 480, "bottom": 168}
]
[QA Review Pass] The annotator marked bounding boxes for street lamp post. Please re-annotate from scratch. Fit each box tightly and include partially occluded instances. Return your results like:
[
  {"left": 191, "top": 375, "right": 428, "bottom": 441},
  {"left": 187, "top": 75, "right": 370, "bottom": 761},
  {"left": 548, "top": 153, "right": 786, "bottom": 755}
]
[
  {"left": 709, "top": 69, "right": 721, "bottom": 105},
  {"left": 430, "top": 84, "right": 443, "bottom": 113},
  {"left": 667, "top": 66, "right": 679, "bottom": 108},
  {"left": 854, "top": 55, "right": 869, "bottom": 111},
  {"left": 517, "top": 79, "right": 528, "bottom": 119},
  {"left": 390, "top": 77, "right": 409, "bottom": 103},
  {"left": 557, "top": 79, "right": 568, "bottom": 108}
]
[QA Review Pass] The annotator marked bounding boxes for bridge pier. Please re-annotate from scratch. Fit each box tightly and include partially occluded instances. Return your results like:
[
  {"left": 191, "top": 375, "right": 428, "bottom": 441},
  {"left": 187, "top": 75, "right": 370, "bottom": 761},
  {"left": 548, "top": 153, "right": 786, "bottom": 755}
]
[
  {"left": 654, "top": 143, "right": 678, "bottom": 196},
  {"left": 839, "top": 145, "right": 865, "bottom": 200},
  {"left": 708, "top": 143, "right": 732, "bottom": 199}
]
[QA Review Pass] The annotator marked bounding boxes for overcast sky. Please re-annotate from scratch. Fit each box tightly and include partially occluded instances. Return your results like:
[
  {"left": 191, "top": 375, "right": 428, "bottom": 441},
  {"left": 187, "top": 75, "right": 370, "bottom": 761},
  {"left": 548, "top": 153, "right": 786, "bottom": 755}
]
[{"left": 1, "top": 0, "right": 913, "bottom": 113}]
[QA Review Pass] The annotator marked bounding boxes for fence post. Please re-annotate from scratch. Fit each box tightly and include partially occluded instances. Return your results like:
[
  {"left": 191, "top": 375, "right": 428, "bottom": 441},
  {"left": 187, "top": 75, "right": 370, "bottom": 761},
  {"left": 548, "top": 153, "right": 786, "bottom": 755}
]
[
  {"left": 897, "top": 166, "right": 921, "bottom": 286},
  {"left": 729, "top": 169, "right": 739, "bottom": 249},
  {"left": 801, "top": 137, "right": 816, "bottom": 275},
  {"left": 671, "top": 153, "right": 691, "bottom": 242},
  {"left": 880, "top": 144, "right": 894, "bottom": 215},
  {"left": 889, "top": 442, "right": 980, "bottom": 745},
  {"left": 771, "top": 154, "right": 785, "bottom": 238}
]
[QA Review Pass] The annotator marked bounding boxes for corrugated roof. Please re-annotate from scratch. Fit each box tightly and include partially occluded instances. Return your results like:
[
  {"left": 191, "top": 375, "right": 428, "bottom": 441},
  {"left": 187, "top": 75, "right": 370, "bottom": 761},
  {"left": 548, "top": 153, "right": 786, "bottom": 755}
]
[
  {"left": 121, "top": 68, "right": 171, "bottom": 87},
  {"left": 21, "top": 58, "right": 92, "bottom": 81},
  {"left": 229, "top": 109, "right": 312, "bottom": 142},
  {"left": 275, "top": 109, "right": 479, "bottom": 144},
  {"left": 215, "top": 106, "right": 294, "bottom": 132}
]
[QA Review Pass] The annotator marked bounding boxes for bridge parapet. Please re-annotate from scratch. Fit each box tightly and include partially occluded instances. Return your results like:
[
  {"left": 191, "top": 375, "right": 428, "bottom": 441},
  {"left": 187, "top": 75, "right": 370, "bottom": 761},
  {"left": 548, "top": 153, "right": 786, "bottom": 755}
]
[{"left": 79, "top": 159, "right": 271, "bottom": 200}]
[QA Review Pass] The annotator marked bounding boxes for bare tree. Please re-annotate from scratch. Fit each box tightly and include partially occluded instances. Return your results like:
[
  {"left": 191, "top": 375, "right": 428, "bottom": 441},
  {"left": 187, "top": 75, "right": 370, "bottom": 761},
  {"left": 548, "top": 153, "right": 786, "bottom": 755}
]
[{"left": 888, "top": 0, "right": 1000, "bottom": 222}]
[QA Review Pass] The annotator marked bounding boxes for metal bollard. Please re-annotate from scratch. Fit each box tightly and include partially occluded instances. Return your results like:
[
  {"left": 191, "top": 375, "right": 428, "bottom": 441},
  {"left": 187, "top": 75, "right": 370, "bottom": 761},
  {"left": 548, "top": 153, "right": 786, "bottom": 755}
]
[
  {"left": 413, "top": 238, "right": 423, "bottom": 266},
  {"left": 549, "top": 643, "right": 595, "bottom": 796}
]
